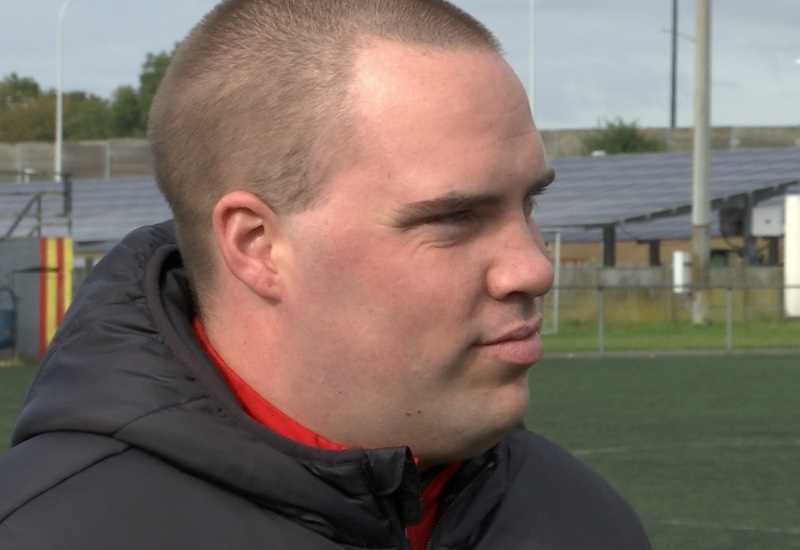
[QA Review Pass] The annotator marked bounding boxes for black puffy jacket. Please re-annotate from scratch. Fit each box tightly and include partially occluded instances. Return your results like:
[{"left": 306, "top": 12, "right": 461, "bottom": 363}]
[{"left": 0, "top": 222, "right": 651, "bottom": 549}]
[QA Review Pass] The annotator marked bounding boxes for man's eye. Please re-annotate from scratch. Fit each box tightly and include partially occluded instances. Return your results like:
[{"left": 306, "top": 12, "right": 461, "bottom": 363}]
[
  {"left": 523, "top": 194, "right": 539, "bottom": 217},
  {"left": 425, "top": 210, "right": 474, "bottom": 224}
]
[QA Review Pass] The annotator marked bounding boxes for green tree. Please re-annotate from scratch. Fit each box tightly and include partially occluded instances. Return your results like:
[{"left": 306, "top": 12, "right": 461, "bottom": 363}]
[
  {"left": 64, "top": 92, "right": 110, "bottom": 140},
  {"left": 1, "top": 46, "right": 174, "bottom": 143},
  {"left": 580, "top": 118, "right": 664, "bottom": 156},
  {"left": 0, "top": 73, "right": 41, "bottom": 109},
  {"left": 138, "top": 48, "right": 175, "bottom": 128},
  {"left": 0, "top": 74, "right": 55, "bottom": 142},
  {"left": 1, "top": 75, "right": 112, "bottom": 142},
  {"left": 108, "top": 85, "right": 144, "bottom": 137},
  {"left": 105, "top": 46, "right": 175, "bottom": 137}
]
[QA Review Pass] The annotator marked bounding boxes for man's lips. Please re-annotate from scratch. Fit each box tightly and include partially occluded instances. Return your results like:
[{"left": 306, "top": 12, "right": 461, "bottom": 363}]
[
  {"left": 479, "top": 323, "right": 540, "bottom": 346},
  {"left": 476, "top": 321, "right": 544, "bottom": 365}
]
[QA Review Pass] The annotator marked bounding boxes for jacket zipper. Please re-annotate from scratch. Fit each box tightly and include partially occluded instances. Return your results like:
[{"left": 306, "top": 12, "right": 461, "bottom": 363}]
[
  {"left": 391, "top": 506, "right": 413, "bottom": 550},
  {"left": 361, "top": 461, "right": 414, "bottom": 550},
  {"left": 425, "top": 462, "right": 494, "bottom": 550}
]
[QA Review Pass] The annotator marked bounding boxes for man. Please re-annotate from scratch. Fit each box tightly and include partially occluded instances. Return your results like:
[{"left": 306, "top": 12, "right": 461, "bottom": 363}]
[{"left": 0, "top": 1, "right": 651, "bottom": 548}]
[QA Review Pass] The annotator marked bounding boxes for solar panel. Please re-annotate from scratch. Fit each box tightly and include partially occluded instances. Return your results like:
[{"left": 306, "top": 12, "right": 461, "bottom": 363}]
[{"left": 537, "top": 147, "right": 800, "bottom": 241}]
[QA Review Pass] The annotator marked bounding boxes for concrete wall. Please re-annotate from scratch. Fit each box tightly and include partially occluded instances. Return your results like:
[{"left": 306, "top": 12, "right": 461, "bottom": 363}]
[
  {"left": 2, "top": 125, "right": 798, "bottom": 181},
  {"left": 0, "top": 139, "right": 153, "bottom": 182}
]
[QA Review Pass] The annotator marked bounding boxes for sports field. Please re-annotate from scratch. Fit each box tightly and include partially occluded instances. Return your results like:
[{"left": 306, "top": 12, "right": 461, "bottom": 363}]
[
  {"left": 0, "top": 363, "right": 35, "bottom": 452},
  {"left": 527, "top": 352, "right": 800, "bottom": 549},
  {"left": 2, "top": 353, "right": 799, "bottom": 549}
]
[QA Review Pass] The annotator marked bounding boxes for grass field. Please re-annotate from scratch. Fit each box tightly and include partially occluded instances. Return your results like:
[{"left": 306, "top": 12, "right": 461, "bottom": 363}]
[
  {"left": 0, "top": 363, "right": 35, "bottom": 451},
  {"left": 2, "top": 352, "right": 799, "bottom": 549},
  {"left": 527, "top": 352, "right": 800, "bottom": 549}
]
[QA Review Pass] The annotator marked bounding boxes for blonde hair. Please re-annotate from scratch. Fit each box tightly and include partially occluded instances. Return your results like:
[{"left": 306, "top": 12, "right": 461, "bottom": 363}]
[{"left": 148, "top": 0, "right": 500, "bottom": 305}]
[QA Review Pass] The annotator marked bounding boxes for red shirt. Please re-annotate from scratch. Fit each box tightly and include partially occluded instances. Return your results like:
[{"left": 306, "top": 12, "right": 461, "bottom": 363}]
[{"left": 193, "top": 319, "right": 459, "bottom": 550}]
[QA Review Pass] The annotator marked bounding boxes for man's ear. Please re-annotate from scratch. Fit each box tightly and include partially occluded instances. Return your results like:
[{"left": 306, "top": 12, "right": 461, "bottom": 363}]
[{"left": 211, "top": 191, "right": 284, "bottom": 301}]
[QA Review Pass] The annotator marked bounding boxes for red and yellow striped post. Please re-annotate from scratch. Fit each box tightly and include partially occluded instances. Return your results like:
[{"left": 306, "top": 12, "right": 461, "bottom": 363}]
[{"left": 38, "top": 237, "right": 73, "bottom": 357}]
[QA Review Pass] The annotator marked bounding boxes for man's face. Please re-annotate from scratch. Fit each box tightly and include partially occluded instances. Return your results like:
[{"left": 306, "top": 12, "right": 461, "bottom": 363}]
[{"left": 277, "top": 42, "right": 554, "bottom": 468}]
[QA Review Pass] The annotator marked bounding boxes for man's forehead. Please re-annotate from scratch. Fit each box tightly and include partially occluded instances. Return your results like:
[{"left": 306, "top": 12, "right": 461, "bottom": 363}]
[
  {"left": 352, "top": 37, "right": 496, "bottom": 67},
  {"left": 345, "top": 39, "right": 531, "bottom": 152},
  {"left": 349, "top": 40, "right": 506, "bottom": 109}
]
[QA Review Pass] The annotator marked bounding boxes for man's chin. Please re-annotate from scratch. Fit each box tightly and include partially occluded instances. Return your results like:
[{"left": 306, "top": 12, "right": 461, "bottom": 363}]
[{"left": 429, "top": 421, "right": 525, "bottom": 470}]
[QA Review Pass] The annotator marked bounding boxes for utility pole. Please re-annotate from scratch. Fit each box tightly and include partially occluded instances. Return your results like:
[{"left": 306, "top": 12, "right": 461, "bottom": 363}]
[
  {"left": 669, "top": 0, "right": 678, "bottom": 149},
  {"left": 691, "top": 0, "right": 711, "bottom": 325},
  {"left": 528, "top": 0, "right": 535, "bottom": 117}
]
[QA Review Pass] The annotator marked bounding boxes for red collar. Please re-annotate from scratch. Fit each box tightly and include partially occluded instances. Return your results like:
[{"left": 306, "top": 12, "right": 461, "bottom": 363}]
[
  {"left": 193, "top": 317, "right": 347, "bottom": 450},
  {"left": 193, "top": 318, "right": 459, "bottom": 550}
]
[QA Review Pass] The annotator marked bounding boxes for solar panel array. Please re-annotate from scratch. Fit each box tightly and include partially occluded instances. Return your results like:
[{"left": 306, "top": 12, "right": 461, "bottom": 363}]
[{"left": 538, "top": 147, "right": 799, "bottom": 241}]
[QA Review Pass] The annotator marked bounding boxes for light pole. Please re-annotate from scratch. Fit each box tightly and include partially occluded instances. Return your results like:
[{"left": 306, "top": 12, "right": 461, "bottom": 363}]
[
  {"left": 528, "top": 0, "right": 535, "bottom": 116},
  {"left": 691, "top": 0, "right": 712, "bottom": 325},
  {"left": 663, "top": 20, "right": 694, "bottom": 149},
  {"left": 55, "top": 0, "right": 78, "bottom": 182},
  {"left": 669, "top": 0, "right": 678, "bottom": 148}
]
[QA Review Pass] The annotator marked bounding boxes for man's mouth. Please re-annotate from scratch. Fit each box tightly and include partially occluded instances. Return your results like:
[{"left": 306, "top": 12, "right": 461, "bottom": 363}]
[{"left": 476, "top": 322, "right": 543, "bottom": 365}]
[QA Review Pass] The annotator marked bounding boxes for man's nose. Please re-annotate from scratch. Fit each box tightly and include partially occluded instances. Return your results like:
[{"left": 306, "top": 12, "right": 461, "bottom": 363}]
[{"left": 486, "top": 218, "right": 554, "bottom": 301}]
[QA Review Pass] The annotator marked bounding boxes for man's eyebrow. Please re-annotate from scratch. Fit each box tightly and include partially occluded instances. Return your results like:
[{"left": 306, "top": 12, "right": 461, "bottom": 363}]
[
  {"left": 394, "top": 191, "right": 503, "bottom": 222},
  {"left": 394, "top": 168, "right": 557, "bottom": 223}
]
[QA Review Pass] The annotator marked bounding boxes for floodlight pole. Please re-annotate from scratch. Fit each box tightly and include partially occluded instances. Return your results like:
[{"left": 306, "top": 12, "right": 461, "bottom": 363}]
[
  {"left": 691, "top": 0, "right": 711, "bottom": 325},
  {"left": 528, "top": 0, "right": 535, "bottom": 116},
  {"left": 669, "top": 0, "right": 678, "bottom": 149},
  {"left": 55, "top": 0, "right": 78, "bottom": 183}
]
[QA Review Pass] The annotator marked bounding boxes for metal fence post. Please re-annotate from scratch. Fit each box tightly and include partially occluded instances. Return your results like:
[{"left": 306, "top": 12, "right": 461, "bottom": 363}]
[
  {"left": 597, "top": 286, "right": 605, "bottom": 354},
  {"left": 726, "top": 286, "right": 733, "bottom": 351}
]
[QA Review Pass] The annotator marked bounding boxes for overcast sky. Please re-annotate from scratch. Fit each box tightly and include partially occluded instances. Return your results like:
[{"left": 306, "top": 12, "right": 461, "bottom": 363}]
[{"left": 2, "top": 0, "right": 798, "bottom": 130}]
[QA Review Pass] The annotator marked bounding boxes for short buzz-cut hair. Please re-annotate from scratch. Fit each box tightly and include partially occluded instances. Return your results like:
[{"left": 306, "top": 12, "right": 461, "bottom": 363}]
[{"left": 148, "top": 0, "right": 501, "bottom": 307}]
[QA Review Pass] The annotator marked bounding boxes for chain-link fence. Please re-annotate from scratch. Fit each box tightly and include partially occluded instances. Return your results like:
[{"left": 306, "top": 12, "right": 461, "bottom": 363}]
[{"left": 545, "top": 283, "right": 800, "bottom": 353}]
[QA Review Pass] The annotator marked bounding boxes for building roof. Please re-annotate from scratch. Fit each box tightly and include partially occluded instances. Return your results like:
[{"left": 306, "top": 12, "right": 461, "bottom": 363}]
[{"left": 1, "top": 146, "right": 798, "bottom": 252}]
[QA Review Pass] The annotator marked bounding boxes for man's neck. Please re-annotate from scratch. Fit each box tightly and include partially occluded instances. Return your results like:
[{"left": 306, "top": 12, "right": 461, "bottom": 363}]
[{"left": 193, "top": 317, "right": 347, "bottom": 450}]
